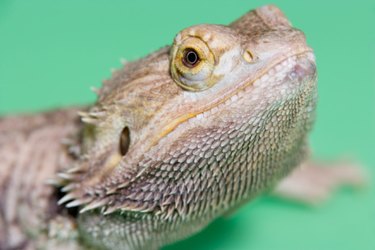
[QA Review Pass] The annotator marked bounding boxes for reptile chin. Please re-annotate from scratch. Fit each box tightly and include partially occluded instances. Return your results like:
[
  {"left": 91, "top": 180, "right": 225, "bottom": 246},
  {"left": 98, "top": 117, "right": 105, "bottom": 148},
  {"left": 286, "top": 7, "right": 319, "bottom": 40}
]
[{"left": 155, "top": 51, "right": 316, "bottom": 144}]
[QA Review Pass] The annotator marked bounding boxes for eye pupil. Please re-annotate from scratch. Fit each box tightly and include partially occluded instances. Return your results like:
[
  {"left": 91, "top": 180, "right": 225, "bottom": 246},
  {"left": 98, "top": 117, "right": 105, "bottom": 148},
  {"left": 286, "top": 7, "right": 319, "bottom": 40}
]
[
  {"left": 183, "top": 49, "right": 200, "bottom": 67},
  {"left": 187, "top": 51, "right": 198, "bottom": 64}
]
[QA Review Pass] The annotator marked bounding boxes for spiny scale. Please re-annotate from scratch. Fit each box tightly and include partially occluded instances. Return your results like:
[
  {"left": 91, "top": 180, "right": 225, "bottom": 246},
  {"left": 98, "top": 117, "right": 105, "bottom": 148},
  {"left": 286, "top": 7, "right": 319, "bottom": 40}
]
[
  {"left": 57, "top": 193, "right": 77, "bottom": 205},
  {"left": 79, "top": 199, "right": 109, "bottom": 213}
]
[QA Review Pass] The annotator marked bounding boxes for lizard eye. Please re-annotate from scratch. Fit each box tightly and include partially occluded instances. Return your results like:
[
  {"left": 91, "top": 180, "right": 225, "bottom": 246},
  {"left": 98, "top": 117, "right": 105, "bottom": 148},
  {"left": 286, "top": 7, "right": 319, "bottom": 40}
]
[
  {"left": 170, "top": 36, "right": 215, "bottom": 91},
  {"left": 119, "top": 126, "right": 130, "bottom": 156}
]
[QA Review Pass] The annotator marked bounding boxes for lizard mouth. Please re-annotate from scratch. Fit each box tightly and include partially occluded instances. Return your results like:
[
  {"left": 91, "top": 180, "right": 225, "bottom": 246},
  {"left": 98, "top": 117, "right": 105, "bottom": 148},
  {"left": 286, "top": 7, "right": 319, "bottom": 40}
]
[{"left": 154, "top": 49, "right": 315, "bottom": 144}]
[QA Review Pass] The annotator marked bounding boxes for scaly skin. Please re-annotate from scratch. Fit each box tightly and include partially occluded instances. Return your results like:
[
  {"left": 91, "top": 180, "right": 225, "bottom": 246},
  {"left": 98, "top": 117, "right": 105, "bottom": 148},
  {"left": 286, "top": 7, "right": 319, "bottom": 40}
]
[{"left": 0, "top": 5, "right": 318, "bottom": 250}]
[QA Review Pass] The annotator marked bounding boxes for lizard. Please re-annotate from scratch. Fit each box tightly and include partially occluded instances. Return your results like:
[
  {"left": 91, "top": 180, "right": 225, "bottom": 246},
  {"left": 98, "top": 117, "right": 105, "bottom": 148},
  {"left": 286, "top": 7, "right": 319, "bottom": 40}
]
[{"left": 0, "top": 5, "right": 364, "bottom": 250}]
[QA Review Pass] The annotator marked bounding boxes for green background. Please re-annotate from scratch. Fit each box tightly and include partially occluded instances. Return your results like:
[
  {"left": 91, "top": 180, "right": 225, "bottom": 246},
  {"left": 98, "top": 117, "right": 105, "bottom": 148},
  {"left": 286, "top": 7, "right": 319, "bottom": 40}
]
[{"left": 0, "top": 0, "right": 374, "bottom": 249}]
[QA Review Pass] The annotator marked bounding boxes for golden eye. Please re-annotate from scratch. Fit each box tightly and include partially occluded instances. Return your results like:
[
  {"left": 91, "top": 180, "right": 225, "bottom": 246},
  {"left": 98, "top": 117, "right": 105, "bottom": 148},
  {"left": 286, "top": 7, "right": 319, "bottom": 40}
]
[
  {"left": 170, "top": 37, "right": 216, "bottom": 91},
  {"left": 182, "top": 48, "right": 200, "bottom": 68}
]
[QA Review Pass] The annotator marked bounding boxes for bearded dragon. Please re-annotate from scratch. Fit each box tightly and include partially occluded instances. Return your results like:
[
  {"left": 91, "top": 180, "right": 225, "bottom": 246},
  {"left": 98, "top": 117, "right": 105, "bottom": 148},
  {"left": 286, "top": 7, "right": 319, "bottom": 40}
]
[{"left": 0, "top": 5, "right": 364, "bottom": 250}]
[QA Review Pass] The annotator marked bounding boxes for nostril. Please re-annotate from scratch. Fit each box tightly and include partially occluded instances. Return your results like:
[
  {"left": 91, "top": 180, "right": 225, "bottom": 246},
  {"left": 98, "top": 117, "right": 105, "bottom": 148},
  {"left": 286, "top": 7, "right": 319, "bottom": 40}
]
[{"left": 119, "top": 126, "right": 130, "bottom": 156}]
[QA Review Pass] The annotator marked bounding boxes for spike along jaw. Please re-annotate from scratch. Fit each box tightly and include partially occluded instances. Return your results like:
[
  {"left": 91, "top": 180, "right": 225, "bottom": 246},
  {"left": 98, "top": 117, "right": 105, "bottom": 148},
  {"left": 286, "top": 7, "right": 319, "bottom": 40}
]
[{"left": 58, "top": 107, "right": 132, "bottom": 208}]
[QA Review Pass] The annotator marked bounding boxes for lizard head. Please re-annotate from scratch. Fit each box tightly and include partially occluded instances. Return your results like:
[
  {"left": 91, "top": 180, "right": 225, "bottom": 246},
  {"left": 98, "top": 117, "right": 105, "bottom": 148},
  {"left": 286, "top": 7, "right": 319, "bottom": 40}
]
[{"left": 59, "top": 5, "right": 317, "bottom": 221}]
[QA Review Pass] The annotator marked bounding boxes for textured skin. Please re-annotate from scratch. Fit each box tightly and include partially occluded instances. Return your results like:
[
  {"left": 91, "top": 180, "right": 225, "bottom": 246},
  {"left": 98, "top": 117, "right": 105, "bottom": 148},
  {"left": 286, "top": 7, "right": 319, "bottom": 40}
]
[
  {"left": 0, "top": 109, "right": 82, "bottom": 249},
  {"left": 0, "top": 5, "right": 317, "bottom": 250}
]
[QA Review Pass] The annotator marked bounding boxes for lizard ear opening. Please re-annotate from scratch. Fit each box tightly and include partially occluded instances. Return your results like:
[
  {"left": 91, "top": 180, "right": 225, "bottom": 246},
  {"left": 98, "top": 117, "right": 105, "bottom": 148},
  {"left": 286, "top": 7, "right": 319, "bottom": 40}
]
[{"left": 119, "top": 126, "right": 130, "bottom": 156}]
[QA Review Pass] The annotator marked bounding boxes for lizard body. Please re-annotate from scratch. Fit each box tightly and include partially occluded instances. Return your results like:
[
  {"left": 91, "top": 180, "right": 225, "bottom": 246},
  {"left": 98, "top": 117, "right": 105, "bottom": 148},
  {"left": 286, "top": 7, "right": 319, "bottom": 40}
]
[{"left": 0, "top": 5, "right": 358, "bottom": 250}]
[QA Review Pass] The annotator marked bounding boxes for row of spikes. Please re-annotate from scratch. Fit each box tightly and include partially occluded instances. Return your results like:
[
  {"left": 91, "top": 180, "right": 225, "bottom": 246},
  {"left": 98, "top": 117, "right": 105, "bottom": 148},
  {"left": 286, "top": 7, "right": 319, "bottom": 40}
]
[{"left": 47, "top": 57, "right": 135, "bottom": 215}]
